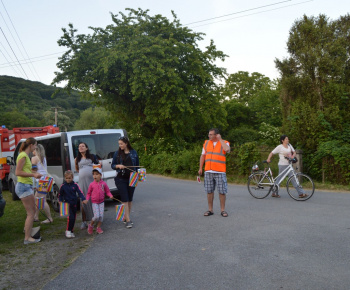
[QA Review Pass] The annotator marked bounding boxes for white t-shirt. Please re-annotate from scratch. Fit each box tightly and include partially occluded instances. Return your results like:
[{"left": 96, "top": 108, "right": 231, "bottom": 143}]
[
  {"left": 271, "top": 144, "right": 295, "bottom": 165},
  {"left": 202, "top": 141, "right": 230, "bottom": 173}
]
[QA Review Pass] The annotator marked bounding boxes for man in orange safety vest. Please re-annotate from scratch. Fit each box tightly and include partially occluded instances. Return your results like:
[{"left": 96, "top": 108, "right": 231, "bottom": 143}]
[{"left": 198, "top": 128, "right": 230, "bottom": 217}]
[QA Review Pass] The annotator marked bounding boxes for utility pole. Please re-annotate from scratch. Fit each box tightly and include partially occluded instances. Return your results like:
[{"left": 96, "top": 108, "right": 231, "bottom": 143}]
[{"left": 51, "top": 107, "right": 65, "bottom": 126}]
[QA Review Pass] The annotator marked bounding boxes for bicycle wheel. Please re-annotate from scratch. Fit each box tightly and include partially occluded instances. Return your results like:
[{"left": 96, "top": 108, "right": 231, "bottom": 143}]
[
  {"left": 286, "top": 173, "right": 315, "bottom": 201},
  {"left": 247, "top": 172, "right": 272, "bottom": 199}
]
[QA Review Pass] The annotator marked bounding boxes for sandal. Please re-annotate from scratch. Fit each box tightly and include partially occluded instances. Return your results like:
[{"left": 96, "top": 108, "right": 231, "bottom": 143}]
[
  {"left": 271, "top": 194, "right": 281, "bottom": 198},
  {"left": 221, "top": 211, "right": 228, "bottom": 217},
  {"left": 41, "top": 219, "right": 53, "bottom": 224},
  {"left": 204, "top": 211, "right": 214, "bottom": 216},
  {"left": 299, "top": 194, "right": 308, "bottom": 198}
]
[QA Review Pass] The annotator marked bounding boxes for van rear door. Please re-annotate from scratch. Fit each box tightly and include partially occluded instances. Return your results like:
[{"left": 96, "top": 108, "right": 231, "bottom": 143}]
[{"left": 68, "top": 129, "right": 126, "bottom": 192}]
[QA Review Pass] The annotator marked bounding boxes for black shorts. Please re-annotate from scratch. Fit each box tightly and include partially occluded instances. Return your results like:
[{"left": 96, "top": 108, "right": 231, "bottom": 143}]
[{"left": 114, "top": 177, "right": 135, "bottom": 202}]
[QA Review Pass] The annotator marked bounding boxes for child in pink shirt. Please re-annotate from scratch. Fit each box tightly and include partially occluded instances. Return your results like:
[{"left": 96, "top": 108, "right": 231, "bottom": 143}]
[{"left": 83, "top": 167, "right": 113, "bottom": 234}]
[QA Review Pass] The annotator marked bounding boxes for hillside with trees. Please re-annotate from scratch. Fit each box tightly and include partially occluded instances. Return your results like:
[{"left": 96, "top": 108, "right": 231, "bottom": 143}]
[{"left": 0, "top": 75, "right": 91, "bottom": 130}]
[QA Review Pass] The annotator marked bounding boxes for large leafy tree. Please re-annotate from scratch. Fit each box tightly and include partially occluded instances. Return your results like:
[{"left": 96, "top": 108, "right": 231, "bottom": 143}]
[
  {"left": 222, "top": 71, "right": 271, "bottom": 104},
  {"left": 275, "top": 14, "right": 350, "bottom": 150},
  {"left": 221, "top": 71, "right": 281, "bottom": 145},
  {"left": 275, "top": 14, "right": 350, "bottom": 181},
  {"left": 53, "top": 8, "right": 228, "bottom": 144},
  {"left": 74, "top": 107, "right": 116, "bottom": 130}
]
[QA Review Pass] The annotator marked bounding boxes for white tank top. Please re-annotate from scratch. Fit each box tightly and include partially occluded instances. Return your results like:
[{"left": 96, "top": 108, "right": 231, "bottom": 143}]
[{"left": 36, "top": 157, "right": 48, "bottom": 180}]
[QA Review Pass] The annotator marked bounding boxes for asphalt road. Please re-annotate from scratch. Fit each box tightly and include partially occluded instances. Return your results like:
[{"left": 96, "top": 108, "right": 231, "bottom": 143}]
[{"left": 44, "top": 175, "right": 350, "bottom": 290}]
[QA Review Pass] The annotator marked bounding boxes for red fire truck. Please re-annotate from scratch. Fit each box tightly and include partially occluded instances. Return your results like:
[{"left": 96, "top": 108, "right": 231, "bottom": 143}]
[{"left": 0, "top": 125, "right": 59, "bottom": 189}]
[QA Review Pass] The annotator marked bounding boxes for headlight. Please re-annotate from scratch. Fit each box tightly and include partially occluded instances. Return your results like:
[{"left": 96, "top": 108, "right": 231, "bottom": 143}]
[{"left": 252, "top": 165, "right": 259, "bottom": 171}]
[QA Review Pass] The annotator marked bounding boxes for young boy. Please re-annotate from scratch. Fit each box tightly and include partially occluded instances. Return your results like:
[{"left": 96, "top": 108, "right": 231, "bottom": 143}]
[
  {"left": 59, "top": 171, "right": 86, "bottom": 238},
  {"left": 84, "top": 167, "right": 113, "bottom": 234}
]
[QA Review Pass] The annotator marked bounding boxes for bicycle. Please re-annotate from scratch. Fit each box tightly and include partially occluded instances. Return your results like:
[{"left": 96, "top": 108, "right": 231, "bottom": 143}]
[{"left": 247, "top": 157, "right": 315, "bottom": 201}]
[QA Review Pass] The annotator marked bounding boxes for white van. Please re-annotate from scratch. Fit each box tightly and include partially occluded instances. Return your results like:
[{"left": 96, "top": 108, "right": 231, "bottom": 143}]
[{"left": 8, "top": 129, "right": 127, "bottom": 211}]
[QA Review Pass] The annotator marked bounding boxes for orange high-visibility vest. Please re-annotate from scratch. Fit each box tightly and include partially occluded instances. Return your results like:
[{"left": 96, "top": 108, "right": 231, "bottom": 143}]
[{"left": 203, "top": 140, "right": 229, "bottom": 172}]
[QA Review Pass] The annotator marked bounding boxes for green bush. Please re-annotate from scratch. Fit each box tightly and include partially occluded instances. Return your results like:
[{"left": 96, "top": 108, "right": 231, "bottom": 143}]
[
  {"left": 139, "top": 147, "right": 201, "bottom": 175},
  {"left": 140, "top": 141, "right": 274, "bottom": 179},
  {"left": 308, "top": 140, "right": 350, "bottom": 184}
]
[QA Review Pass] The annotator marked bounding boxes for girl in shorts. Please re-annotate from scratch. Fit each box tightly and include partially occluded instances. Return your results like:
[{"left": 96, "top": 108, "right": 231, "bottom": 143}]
[
  {"left": 15, "top": 137, "right": 42, "bottom": 244},
  {"left": 111, "top": 137, "right": 139, "bottom": 229}
]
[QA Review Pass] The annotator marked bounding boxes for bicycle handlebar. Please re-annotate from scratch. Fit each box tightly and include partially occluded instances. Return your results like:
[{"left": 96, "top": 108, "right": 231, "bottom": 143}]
[{"left": 284, "top": 156, "right": 295, "bottom": 163}]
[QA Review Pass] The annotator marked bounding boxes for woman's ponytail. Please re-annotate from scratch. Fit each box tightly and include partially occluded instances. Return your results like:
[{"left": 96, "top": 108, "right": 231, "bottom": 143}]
[{"left": 19, "top": 137, "right": 36, "bottom": 152}]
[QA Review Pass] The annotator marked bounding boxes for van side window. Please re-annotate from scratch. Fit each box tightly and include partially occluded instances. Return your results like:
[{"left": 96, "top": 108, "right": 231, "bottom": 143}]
[
  {"left": 38, "top": 137, "right": 61, "bottom": 166},
  {"left": 72, "top": 133, "right": 121, "bottom": 160}
]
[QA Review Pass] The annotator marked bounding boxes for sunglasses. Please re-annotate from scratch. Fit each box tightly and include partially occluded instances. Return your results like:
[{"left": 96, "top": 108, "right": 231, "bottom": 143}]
[{"left": 119, "top": 136, "right": 128, "bottom": 141}]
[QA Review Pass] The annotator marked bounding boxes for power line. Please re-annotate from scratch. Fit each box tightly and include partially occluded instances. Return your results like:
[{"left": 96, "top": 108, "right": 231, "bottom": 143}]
[
  {"left": 185, "top": 0, "right": 292, "bottom": 25},
  {"left": 0, "top": 40, "right": 27, "bottom": 78},
  {"left": 0, "top": 46, "right": 23, "bottom": 77},
  {"left": 0, "top": 40, "right": 25, "bottom": 76},
  {"left": 0, "top": 26, "right": 29, "bottom": 79},
  {"left": 0, "top": 0, "right": 40, "bottom": 81},
  {"left": 0, "top": 10, "right": 32, "bottom": 78},
  {"left": 190, "top": 0, "right": 313, "bottom": 28},
  {"left": 0, "top": 51, "right": 65, "bottom": 68}
]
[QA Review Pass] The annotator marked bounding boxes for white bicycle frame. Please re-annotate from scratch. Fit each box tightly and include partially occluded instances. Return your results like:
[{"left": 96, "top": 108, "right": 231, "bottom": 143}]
[{"left": 258, "top": 162, "right": 299, "bottom": 190}]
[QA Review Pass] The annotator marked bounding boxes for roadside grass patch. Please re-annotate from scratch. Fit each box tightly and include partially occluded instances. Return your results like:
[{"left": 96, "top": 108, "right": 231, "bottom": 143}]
[{"left": 0, "top": 190, "right": 67, "bottom": 253}]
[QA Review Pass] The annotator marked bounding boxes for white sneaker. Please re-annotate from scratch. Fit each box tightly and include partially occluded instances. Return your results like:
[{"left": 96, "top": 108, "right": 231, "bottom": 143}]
[
  {"left": 70, "top": 232, "right": 75, "bottom": 238},
  {"left": 65, "top": 230, "right": 72, "bottom": 238}
]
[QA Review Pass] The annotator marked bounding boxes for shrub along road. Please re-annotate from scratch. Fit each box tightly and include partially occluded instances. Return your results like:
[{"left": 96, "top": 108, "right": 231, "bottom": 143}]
[{"left": 43, "top": 175, "right": 350, "bottom": 289}]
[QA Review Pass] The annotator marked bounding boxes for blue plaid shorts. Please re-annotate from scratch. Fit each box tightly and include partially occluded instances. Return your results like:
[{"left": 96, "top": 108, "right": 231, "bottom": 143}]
[{"left": 204, "top": 172, "right": 227, "bottom": 194}]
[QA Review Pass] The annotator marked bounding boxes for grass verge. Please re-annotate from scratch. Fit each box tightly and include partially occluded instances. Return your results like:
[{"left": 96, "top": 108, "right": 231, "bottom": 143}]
[{"left": 0, "top": 190, "right": 67, "bottom": 254}]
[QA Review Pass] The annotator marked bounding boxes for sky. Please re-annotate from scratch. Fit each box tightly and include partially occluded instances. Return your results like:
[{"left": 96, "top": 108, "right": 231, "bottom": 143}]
[{"left": 0, "top": 0, "right": 349, "bottom": 86}]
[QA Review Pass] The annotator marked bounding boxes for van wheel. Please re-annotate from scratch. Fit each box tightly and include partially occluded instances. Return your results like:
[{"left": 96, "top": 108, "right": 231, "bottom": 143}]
[
  {"left": 51, "top": 184, "right": 60, "bottom": 212},
  {"left": 11, "top": 181, "right": 19, "bottom": 201}
]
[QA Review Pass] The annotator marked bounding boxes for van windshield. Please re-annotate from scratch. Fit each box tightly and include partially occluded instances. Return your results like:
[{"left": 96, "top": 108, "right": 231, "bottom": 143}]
[{"left": 72, "top": 133, "right": 121, "bottom": 160}]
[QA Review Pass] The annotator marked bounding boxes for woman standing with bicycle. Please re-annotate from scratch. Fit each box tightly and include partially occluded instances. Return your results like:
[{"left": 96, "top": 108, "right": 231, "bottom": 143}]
[{"left": 267, "top": 135, "right": 308, "bottom": 198}]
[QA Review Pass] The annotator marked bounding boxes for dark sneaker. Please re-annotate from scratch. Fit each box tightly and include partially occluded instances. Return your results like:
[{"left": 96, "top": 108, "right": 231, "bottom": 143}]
[
  {"left": 125, "top": 222, "right": 133, "bottom": 228},
  {"left": 80, "top": 222, "right": 88, "bottom": 230},
  {"left": 271, "top": 185, "right": 280, "bottom": 197}
]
